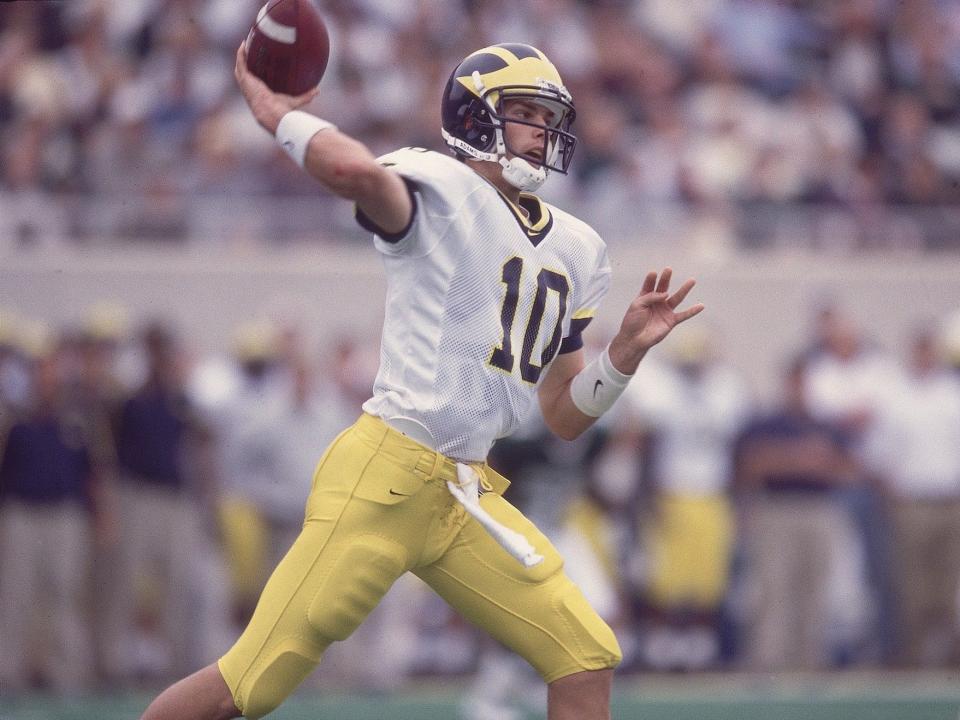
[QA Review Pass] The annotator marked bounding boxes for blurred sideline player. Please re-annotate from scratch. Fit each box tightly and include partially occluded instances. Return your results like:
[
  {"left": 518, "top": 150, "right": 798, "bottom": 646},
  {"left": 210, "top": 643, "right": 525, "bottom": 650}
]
[{"left": 141, "top": 42, "right": 703, "bottom": 720}]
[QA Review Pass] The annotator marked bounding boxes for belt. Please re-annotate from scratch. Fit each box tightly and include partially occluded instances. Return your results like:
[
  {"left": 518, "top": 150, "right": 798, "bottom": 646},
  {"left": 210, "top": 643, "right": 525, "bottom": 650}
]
[
  {"left": 373, "top": 414, "right": 542, "bottom": 567},
  {"left": 447, "top": 463, "right": 543, "bottom": 567}
]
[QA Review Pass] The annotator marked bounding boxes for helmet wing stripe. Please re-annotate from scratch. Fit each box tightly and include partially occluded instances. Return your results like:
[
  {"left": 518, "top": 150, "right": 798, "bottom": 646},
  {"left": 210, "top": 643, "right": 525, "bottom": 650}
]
[
  {"left": 457, "top": 53, "right": 509, "bottom": 77},
  {"left": 465, "top": 45, "right": 520, "bottom": 65},
  {"left": 462, "top": 58, "right": 565, "bottom": 98},
  {"left": 494, "top": 43, "right": 544, "bottom": 61}
]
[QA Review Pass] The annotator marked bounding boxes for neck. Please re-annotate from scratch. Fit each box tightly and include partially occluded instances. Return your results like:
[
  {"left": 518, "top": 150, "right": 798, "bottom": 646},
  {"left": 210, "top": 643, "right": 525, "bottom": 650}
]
[{"left": 469, "top": 159, "right": 522, "bottom": 205}]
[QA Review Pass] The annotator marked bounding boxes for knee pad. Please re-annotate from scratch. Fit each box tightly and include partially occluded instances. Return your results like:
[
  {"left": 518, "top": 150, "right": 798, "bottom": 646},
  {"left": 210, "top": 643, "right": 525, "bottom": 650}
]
[
  {"left": 235, "top": 639, "right": 317, "bottom": 719},
  {"left": 225, "top": 537, "right": 407, "bottom": 718},
  {"left": 539, "top": 573, "right": 623, "bottom": 682}
]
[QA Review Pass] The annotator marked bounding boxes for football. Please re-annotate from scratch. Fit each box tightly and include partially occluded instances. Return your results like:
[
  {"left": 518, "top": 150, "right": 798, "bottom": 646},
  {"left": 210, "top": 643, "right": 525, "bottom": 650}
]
[{"left": 245, "top": 0, "right": 330, "bottom": 95}]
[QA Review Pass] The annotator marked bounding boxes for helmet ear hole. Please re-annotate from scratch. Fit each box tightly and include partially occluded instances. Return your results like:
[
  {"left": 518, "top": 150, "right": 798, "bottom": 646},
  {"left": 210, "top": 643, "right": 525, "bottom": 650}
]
[{"left": 457, "top": 99, "right": 497, "bottom": 152}]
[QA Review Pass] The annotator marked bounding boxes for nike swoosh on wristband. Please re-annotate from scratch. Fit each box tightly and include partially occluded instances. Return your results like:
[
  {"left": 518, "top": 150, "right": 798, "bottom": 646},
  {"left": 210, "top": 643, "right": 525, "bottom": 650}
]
[{"left": 593, "top": 379, "right": 603, "bottom": 398}]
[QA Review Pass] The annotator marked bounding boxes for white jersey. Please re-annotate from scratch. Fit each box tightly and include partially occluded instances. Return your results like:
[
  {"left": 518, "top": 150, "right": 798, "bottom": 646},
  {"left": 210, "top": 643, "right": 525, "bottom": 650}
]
[{"left": 358, "top": 148, "right": 611, "bottom": 461}]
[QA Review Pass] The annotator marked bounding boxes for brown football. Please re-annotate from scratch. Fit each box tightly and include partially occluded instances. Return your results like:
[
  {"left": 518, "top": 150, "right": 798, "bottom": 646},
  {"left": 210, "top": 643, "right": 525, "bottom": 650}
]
[{"left": 245, "top": 0, "right": 330, "bottom": 95}]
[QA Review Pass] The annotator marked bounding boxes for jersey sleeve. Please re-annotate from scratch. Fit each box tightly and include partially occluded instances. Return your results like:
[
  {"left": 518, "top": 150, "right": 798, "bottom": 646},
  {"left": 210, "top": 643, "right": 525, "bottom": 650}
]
[
  {"left": 559, "top": 244, "right": 611, "bottom": 354},
  {"left": 354, "top": 148, "right": 475, "bottom": 258}
]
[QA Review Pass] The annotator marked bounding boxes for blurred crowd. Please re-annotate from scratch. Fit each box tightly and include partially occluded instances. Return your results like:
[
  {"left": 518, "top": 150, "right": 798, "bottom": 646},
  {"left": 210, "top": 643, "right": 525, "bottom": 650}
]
[
  {"left": 2, "top": 301, "right": 960, "bottom": 708},
  {"left": 2, "top": 0, "right": 960, "bottom": 248}
]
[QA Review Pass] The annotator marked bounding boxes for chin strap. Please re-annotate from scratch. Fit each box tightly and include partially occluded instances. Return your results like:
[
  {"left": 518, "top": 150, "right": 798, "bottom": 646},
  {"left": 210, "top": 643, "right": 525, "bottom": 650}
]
[{"left": 499, "top": 156, "right": 547, "bottom": 192}]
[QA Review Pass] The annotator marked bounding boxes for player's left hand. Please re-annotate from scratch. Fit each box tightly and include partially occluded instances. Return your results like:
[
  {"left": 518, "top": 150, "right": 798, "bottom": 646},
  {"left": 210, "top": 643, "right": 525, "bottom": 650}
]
[
  {"left": 235, "top": 43, "right": 319, "bottom": 134},
  {"left": 608, "top": 267, "right": 704, "bottom": 374}
]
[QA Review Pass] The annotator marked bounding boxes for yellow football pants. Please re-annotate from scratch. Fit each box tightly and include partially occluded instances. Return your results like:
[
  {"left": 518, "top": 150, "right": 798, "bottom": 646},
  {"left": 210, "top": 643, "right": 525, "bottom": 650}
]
[{"left": 218, "top": 414, "right": 621, "bottom": 718}]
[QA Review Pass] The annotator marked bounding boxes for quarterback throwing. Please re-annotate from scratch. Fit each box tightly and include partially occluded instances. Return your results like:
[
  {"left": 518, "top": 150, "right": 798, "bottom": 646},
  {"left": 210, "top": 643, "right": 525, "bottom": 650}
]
[{"left": 140, "top": 42, "right": 703, "bottom": 720}]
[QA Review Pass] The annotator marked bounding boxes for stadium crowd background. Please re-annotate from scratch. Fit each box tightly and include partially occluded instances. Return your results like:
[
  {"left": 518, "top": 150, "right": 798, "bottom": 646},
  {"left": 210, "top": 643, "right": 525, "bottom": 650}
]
[
  {"left": 2, "top": 0, "right": 960, "bottom": 712},
  {"left": 2, "top": 0, "right": 960, "bottom": 247}
]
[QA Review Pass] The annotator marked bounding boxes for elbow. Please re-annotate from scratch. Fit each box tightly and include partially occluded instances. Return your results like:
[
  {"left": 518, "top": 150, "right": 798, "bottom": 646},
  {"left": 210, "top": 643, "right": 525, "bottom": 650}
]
[
  {"left": 544, "top": 415, "right": 584, "bottom": 442},
  {"left": 539, "top": 390, "right": 591, "bottom": 442},
  {"left": 556, "top": 427, "right": 583, "bottom": 442}
]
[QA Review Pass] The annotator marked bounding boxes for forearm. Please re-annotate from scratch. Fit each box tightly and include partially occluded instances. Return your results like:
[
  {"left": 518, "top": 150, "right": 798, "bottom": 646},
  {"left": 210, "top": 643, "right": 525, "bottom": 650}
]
[
  {"left": 273, "top": 111, "right": 411, "bottom": 233},
  {"left": 539, "top": 383, "right": 598, "bottom": 441},
  {"left": 539, "top": 346, "right": 632, "bottom": 441},
  {"left": 302, "top": 129, "right": 387, "bottom": 201},
  {"left": 271, "top": 109, "right": 385, "bottom": 200},
  {"left": 235, "top": 45, "right": 408, "bottom": 226}
]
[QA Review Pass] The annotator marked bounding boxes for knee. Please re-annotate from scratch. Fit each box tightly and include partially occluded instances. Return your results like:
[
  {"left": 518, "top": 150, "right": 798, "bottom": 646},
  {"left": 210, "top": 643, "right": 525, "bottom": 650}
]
[
  {"left": 139, "top": 663, "right": 241, "bottom": 720},
  {"left": 551, "top": 667, "right": 615, "bottom": 687},
  {"left": 213, "top": 695, "right": 243, "bottom": 720},
  {"left": 546, "top": 577, "right": 623, "bottom": 673},
  {"left": 548, "top": 668, "right": 614, "bottom": 716},
  {"left": 233, "top": 644, "right": 318, "bottom": 720}
]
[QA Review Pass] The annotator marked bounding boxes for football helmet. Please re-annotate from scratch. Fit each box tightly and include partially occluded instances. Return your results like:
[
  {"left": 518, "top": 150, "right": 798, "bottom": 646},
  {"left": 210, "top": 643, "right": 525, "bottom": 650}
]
[{"left": 441, "top": 43, "right": 576, "bottom": 192}]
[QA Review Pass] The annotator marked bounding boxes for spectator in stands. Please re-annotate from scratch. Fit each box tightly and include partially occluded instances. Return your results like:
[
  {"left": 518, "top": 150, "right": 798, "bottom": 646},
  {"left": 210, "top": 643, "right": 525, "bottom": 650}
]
[
  {"left": 213, "top": 319, "right": 290, "bottom": 625},
  {"left": 866, "top": 325, "right": 960, "bottom": 667},
  {"left": 104, "top": 320, "right": 217, "bottom": 682},
  {"left": 734, "top": 358, "right": 862, "bottom": 671},
  {"left": 3, "top": 0, "right": 960, "bottom": 249},
  {"left": 803, "top": 306, "right": 898, "bottom": 663},
  {"left": 621, "top": 326, "right": 751, "bottom": 671},
  {"left": 943, "top": 306, "right": 960, "bottom": 375},
  {"left": 65, "top": 306, "right": 128, "bottom": 682},
  {"left": 0, "top": 336, "right": 102, "bottom": 693},
  {"left": 0, "top": 309, "right": 30, "bottom": 416}
]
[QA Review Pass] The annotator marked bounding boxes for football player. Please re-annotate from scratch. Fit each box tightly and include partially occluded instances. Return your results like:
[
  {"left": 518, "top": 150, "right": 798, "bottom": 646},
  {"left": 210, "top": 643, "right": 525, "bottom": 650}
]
[{"left": 141, "top": 42, "right": 703, "bottom": 720}]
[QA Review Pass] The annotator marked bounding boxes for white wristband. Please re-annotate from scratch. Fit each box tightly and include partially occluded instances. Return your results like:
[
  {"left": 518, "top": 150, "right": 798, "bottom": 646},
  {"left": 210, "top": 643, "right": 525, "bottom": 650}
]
[
  {"left": 569, "top": 345, "right": 632, "bottom": 417},
  {"left": 275, "top": 110, "right": 336, "bottom": 168}
]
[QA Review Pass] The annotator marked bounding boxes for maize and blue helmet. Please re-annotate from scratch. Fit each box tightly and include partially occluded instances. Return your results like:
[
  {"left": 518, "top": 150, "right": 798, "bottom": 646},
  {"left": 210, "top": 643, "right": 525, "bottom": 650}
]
[{"left": 441, "top": 43, "right": 576, "bottom": 191}]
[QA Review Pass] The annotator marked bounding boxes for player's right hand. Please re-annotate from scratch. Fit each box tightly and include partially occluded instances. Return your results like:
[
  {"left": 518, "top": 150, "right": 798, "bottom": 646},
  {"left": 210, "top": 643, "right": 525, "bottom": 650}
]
[{"left": 235, "top": 43, "right": 319, "bottom": 135}]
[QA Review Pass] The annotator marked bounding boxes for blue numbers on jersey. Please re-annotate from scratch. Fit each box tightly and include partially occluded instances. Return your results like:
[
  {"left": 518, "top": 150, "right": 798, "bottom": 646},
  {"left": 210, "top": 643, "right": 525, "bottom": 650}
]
[
  {"left": 490, "top": 257, "right": 523, "bottom": 374},
  {"left": 490, "top": 256, "right": 569, "bottom": 384}
]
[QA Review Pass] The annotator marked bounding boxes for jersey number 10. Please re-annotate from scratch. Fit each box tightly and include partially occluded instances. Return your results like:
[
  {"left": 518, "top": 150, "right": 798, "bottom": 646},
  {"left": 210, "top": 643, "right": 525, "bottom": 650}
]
[{"left": 490, "top": 256, "right": 569, "bottom": 384}]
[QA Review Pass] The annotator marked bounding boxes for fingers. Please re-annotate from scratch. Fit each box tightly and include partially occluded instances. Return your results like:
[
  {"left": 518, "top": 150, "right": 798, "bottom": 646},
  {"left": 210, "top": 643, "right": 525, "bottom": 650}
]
[
  {"left": 636, "top": 291, "right": 670, "bottom": 307},
  {"left": 636, "top": 270, "right": 701, "bottom": 317},
  {"left": 655, "top": 267, "right": 672, "bottom": 294},
  {"left": 640, "top": 268, "right": 675, "bottom": 297},
  {"left": 675, "top": 303, "right": 705, "bottom": 323},
  {"left": 640, "top": 270, "right": 657, "bottom": 295},
  {"left": 235, "top": 43, "right": 248, "bottom": 82},
  {"left": 638, "top": 269, "right": 688, "bottom": 299},
  {"left": 667, "top": 278, "right": 696, "bottom": 309},
  {"left": 289, "top": 85, "right": 320, "bottom": 106}
]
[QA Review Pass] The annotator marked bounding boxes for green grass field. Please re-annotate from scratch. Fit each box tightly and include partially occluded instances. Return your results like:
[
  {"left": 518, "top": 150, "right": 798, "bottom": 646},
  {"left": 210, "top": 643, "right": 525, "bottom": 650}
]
[{"left": 2, "top": 672, "right": 958, "bottom": 720}]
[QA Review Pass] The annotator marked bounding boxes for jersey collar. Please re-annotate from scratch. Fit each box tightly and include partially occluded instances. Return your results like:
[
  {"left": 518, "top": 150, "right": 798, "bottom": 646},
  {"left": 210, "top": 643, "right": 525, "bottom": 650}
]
[{"left": 495, "top": 189, "right": 554, "bottom": 247}]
